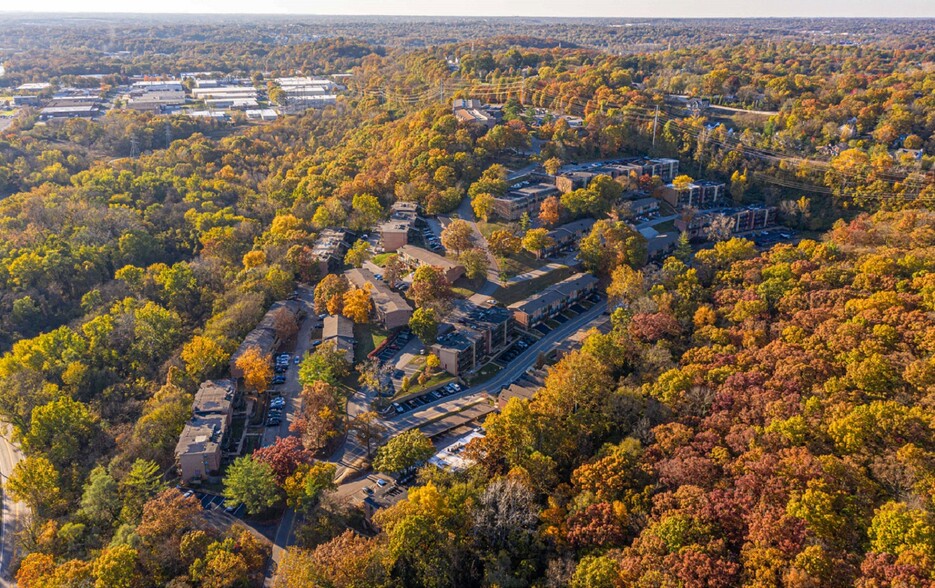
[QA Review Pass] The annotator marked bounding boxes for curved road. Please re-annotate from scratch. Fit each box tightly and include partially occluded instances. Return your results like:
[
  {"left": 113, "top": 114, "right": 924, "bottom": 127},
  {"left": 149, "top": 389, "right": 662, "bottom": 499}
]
[{"left": 0, "top": 428, "right": 26, "bottom": 588}]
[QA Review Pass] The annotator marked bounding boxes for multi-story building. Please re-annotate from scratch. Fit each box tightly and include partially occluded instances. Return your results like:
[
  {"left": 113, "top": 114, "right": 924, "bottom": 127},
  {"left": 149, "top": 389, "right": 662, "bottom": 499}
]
[
  {"left": 675, "top": 206, "right": 778, "bottom": 239},
  {"left": 491, "top": 183, "right": 560, "bottom": 221},
  {"left": 555, "top": 171, "right": 597, "bottom": 194},
  {"left": 229, "top": 300, "right": 304, "bottom": 378},
  {"left": 397, "top": 245, "right": 465, "bottom": 283},
  {"left": 379, "top": 201, "right": 419, "bottom": 252},
  {"left": 657, "top": 180, "right": 726, "bottom": 209},
  {"left": 432, "top": 302, "right": 513, "bottom": 376},
  {"left": 629, "top": 196, "right": 660, "bottom": 216},
  {"left": 175, "top": 379, "right": 236, "bottom": 484},
  {"left": 311, "top": 228, "right": 351, "bottom": 275},
  {"left": 345, "top": 268, "right": 413, "bottom": 330},
  {"left": 600, "top": 157, "right": 680, "bottom": 183},
  {"left": 508, "top": 273, "right": 599, "bottom": 328}
]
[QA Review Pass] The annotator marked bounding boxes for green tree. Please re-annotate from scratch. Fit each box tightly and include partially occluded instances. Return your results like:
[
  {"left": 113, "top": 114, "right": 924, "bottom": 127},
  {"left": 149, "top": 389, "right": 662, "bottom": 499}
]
[
  {"left": 407, "top": 265, "right": 453, "bottom": 312},
  {"left": 120, "top": 459, "right": 166, "bottom": 524},
  {"left": 460, "top": 248, "right": 489, "bottom": 282},
  {"left": 21, "top": 396, "right": 99, "bottom": 470},
  {"left": 373, "top": 430, "right": 435, "bottom": 474},
  {"left": 344, "top": 240, "right": 372, "bottom": 268},
  {"left": 80, "top": 465, "right": 121, "bottom": 528},
  {"left": 222, "top": 456, "right": 281, "bottom": 515},
  {"left": 298, "top": 341, "right": 351, "bottom": 387},
  {"left": 409, "top": 307, "right": 439, "bottom": 346}
]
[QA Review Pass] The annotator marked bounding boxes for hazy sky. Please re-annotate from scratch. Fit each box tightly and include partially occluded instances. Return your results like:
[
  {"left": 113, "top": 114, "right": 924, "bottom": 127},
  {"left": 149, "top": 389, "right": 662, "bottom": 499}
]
[{"left": 9, "top": 0, "right": 935, "bottom": 18}]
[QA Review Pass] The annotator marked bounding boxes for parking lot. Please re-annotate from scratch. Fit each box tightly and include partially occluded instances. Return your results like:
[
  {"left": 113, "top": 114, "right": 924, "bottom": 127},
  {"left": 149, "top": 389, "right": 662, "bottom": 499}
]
[
  {"left": 493, "top": 335, "right": 536, "bottom": 366},
  {"left": 384, "top": 380, "right": 464, "bottom": 416},
  {"left": 745, "top": 228, "right": 798, "bottom": 248},
  {"left": 374, "top": 329, "right": 413, "bottom": 363}
]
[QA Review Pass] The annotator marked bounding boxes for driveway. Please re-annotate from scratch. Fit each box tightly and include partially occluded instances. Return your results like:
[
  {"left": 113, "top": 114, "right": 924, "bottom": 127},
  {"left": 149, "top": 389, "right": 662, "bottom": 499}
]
[
  {"left": 261, "top": 284, "right": 316, "bottom": 447},
  {"left": 0, "top": 426, "right": 26, "bottom": 588}
]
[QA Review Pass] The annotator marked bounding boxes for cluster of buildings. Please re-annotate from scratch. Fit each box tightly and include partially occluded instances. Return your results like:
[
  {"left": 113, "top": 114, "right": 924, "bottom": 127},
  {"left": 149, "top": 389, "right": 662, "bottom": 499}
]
[
  {"left": 190, "top": 81, "right": 259, "bottom": 110},
  {"left": 126, "top": 80, "right": 186, "bottom": 113},
  {"left": 452, "top": 98, "right": 497, "bottom": 128},
  {"left": 508, "top": 273, "right": 599, "bottom": 329},
  {"left": 276, "top": 77, "right": 340, "bottom": 113},
  {"left": 31, "top": 87, "right": 105, "bottom": 120},
  {"left": 676, "top": 205, "right": 779, "bottom": 239},
  {"left": 432, "top": 301, "right": 513, "bottom": 376},
  {"left": 175, "top": 379, "right": 237, "bottom": 483},
  {"left": 555, "top": 157, "right": 681, "bottom": 192}
]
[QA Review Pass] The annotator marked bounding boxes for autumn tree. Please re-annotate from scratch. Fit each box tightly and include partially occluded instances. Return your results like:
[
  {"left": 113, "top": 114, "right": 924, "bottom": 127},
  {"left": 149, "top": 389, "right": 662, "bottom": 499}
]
[
  {"left": 407, "top": 265, "right": 453, "bottom": 312},
  {"left": 5, "top": 455, "right": 64, "bottom": 517},
  {"left": 283, "top": 462, "right": 337, "bottom": 511},
  {"left": 292, "top": 381, "right": 342, "bottom": 451},
  {"left": 488, "top": 229, "right": 522, "bottom": 257},
  {"left": 349, "top": 411, "right": 387, "bottom": 457},
  {"left": 539, "top": 195, "right": 561, "bottom": 226},
  {"left": 472, "top": 193, "right": 495, "bottom": 222},
  {"left": 382, "top": 254, "right": 408, "bottom": 287},
  {"left": 342, "top": 285, "right": 372, "bottom": 324},
  {"left": 522, "top": 228, "right": 555, "bottom": 259},
  {"left": 313, "top": 274, "right": 349, "bottom": 315},
  {"left": 441, "top": 219, "right": 475, "bottom": 255},
  {"left": 344, "top": 240, "right": 372, "bottom": 268},
  {"left": 252, "top": 436, "right": 314, "bottom": 484},
  {"left": 181, "top": 335, "right": 231, "bottom": 381},
  {"left": 235, "top": 346, "right": 273, "bottom": 395}
]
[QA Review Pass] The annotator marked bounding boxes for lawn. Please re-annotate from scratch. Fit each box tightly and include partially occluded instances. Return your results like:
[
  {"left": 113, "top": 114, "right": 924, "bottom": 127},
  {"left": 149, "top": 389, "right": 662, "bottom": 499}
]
[
  {"left": 394, "top": 372, "right": 455, "bottom": 400},
  {"left": 371, "top": 252, "right": 394, "bottom": 267},
  {"left": 492, "top": 266, "right": 577, "bottom": 306},
  {"left": 464, "top": 362, "right": 502, "bottom": 385},
  {"left": 498, "top": 250, "right": 549, "bottom": 279},
  {"left": 354, "top": 323, "right": 389, "bottom": 364},
  {"left": 477, "top": 220, "right": 513, "bottom": 240},
  {"left": 650, "top": 219, "right": 677, "bottom": 233}
]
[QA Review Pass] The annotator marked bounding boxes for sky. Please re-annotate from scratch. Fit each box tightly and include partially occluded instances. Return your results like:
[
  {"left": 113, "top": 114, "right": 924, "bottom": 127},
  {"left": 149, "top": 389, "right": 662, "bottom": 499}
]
[{"left": 8, "top": 0, "right": 935, "bottom": 18}]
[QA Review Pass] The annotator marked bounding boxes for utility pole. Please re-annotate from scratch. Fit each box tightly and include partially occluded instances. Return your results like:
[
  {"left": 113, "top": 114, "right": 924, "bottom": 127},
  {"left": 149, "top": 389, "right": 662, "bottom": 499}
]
[
  {"left": 651, "top": 106, "right": 659, "bottom": 148},
  {"left": 440, "top": 81, "right": 444, "bottom": 103},
  {"left": 165, "top": 124, "right": 172, "bottom": 149},
  {"left": 130, "top": 135, "right": 139, "bottom": 158}
]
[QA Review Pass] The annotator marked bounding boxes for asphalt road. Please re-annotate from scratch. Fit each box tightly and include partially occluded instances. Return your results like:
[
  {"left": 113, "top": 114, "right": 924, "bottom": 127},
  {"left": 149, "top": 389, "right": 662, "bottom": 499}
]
[{"left": 0, "top": 426, "right": 26, "bottom": 588}]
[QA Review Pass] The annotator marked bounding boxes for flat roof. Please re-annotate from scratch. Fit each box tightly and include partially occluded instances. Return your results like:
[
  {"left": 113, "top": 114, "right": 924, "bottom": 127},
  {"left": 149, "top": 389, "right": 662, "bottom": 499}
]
[
  {"left": 193, "top": 379, "right": 234, "bottom": 416},
  {"left": 175, "top": 414, "right": 226, "bottom": 456}
]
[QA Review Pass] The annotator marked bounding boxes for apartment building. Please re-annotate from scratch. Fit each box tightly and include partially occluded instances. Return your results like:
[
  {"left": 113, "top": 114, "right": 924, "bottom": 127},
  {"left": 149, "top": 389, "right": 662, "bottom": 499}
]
[
  {"left": 323, "top": 315, "right": 356, "bottom": 364},
  {"left": 345, "top": 268, "right": 413, "bottom": 330},
  {"left": 509, "top": 273, "right": 599, "bottom": 328},
  {"left": 175, "top": 379, "right": 236, "bottom": 484},
  {"left": 229, "top": 300, "right": 304, "bottom": 378},
  {"left": 397, "top": 245, "right": 465, "bottom": 283},
  {"left": 379, "top": 201, "right": 419, "bottom": 252},
  {"left": 432, "top": 302, "right": 512, "bottom": 376},
  {"left": 657, "top": 180, "right": 726, "bottom": 209},
  {"left": 545, "top": 218, "right": 596, "bottom": 255},
  {"left": 491, "top": 182, "right": 560, "bottom": 221},
  {"left": 675, "top": 206, "right": 778, "bottom": 239},
  {"left": 311, "top": 228, "right": 351, "bottom": 275}
]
